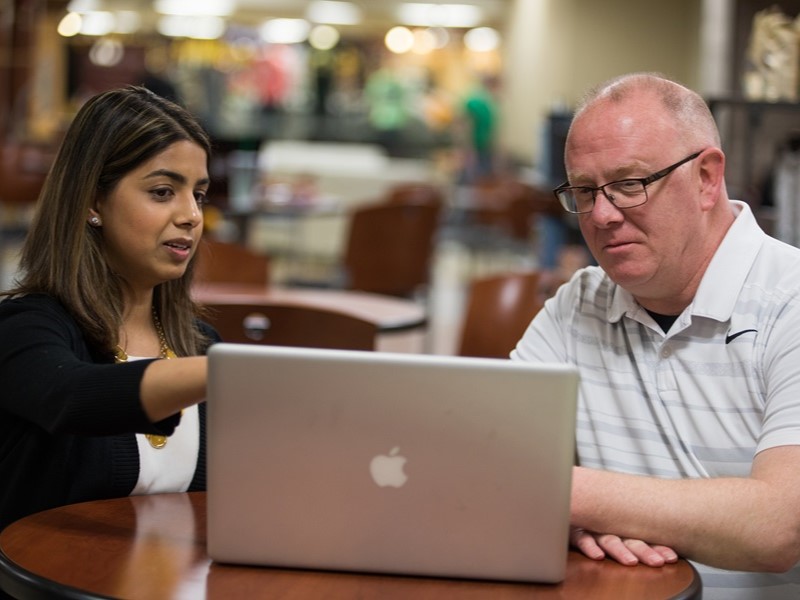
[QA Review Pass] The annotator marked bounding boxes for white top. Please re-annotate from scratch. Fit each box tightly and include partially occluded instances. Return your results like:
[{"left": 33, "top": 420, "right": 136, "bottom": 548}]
[
  {"left": 512, "top": 201, "right": 800, "bottom": 599},
  {"left": 126, "top": 355, "right": 200, "bottom": 495}
]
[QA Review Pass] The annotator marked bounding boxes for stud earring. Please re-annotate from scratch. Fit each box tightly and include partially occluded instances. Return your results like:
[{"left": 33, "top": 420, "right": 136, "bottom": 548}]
[{"left": 89, "top": 216, "right": 101, "bottom": 226}]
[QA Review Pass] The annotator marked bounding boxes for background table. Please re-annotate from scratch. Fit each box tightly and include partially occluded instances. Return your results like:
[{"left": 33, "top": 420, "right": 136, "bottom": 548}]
[
  {"left": 193, "top": 284, "right": 427, "bottom": 334},
  {"left": 0, "top": 493, "right": 701, "bottom": 600}
]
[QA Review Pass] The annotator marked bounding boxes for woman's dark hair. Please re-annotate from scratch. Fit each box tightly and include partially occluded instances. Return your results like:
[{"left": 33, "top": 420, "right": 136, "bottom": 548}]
[{"left": 3, "top": 85, "right": 212, "bottom": 356}]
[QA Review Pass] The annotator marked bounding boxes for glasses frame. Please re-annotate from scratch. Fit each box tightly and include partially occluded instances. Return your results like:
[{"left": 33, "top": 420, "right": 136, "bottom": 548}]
[{"left": 553, "top": 150, "right": 704, "bottom": 214}]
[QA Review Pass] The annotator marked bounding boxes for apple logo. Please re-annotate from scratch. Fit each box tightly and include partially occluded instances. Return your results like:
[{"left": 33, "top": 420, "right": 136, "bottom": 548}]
[{"left": 369, "top": 446, "right": 408, "bottom": 488}]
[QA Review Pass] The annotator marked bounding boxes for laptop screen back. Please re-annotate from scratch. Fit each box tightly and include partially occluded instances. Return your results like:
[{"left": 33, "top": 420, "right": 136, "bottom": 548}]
[{"left": 206, "top": 344, "right": 578, "bottom": 583}]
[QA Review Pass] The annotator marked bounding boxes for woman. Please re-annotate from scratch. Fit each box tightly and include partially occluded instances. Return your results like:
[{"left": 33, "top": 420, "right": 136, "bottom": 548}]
[{"left": 0, "top": 86, "right": 216, "bottom": 533}]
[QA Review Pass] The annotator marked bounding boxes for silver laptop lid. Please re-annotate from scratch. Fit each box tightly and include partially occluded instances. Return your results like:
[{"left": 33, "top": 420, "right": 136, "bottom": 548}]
[{"left": 207, "top": 344, "right": 578, "bottom": 583}]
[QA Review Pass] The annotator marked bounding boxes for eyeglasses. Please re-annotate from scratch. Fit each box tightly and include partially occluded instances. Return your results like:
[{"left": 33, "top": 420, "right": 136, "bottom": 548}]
[{"left": 553, "top": 150, "right": 704, "bottom": 214}]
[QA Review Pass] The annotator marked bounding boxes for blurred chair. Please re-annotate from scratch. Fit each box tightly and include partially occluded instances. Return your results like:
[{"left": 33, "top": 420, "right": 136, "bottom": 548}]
[
  {"left": 457, "top": 270, "right": 547, "bottom": 359},
  {"left": 202, "top": 302, "right": 377, "bottom": 351},
  {"left": 0, "top": 141, "right": 50, "bottom": 209},
  {"left": 0, "top": 141, "right": 52, "bottom": 285},
  {"left": 291, "top": 199, "right": 441, "bottom": 300},
  {"left": 501, "top": 180, "right": 563, "bottom": 242},
  {"left": 385, "top": 182, "right": 445, "bottom": 209},
  {"left": 342, "top": 200, "right": 442, "bottom": 299},
  {"left": 194, "top": 238, "right": 270, "bottom": 286},
  {"left": 444, "top": 178, "right": 561, "bottom": 270}
]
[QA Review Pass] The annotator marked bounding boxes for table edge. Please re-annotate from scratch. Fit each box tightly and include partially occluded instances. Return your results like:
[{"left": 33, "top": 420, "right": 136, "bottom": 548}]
[
  {"left": 666, "top": 559, "right": 703, "bottom": 600},
  {"left": 0, "top": 546, "right": 112, "bottom": 600},
  {"left": 0, "top": 493, "right": 703, "bottom": 600}
]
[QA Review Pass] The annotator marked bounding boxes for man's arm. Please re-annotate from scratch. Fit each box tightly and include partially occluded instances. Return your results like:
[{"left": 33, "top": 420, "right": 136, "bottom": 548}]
[{"left": 571, "top": 444, "right": 800, "bottom": 572}]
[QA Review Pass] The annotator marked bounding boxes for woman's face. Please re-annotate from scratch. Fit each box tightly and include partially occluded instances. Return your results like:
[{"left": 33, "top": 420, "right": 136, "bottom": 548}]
[{"left": 92, "top": 140, "right": 209, "bottom": 291}]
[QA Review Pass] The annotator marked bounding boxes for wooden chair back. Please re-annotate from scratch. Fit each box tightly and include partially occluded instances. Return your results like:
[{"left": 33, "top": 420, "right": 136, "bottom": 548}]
[
  {"left": 457, "top": 270, "right": 545, "bottom": 359},
  {"left": 502, "top": 180, "right": 563, "bottom": 240},
  {"left": 385, "top": 182, "right": 444, "bottom": 208},
  {"left": 0, "top": 142, "right": 51, "bottom": 207},
  {"left": 469, "top": 178, "right": 562, "bottom": 241},
  {"left": 202, "top": 302, "right": 377, "bottom": 351},
  {"left": 343, "top": 201, "right": 441, "bottom": 298},
  {"left": 194, "top": 239, "right": 270, "bottom": 286}
]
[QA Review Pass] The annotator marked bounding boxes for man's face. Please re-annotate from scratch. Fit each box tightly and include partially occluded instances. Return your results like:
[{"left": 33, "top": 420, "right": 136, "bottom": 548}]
[{"left": 565, "top": 93, "right": 706, "bottom": 307}]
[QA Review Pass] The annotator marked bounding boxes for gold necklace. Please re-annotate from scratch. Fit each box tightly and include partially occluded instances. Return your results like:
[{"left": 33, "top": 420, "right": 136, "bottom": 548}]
[{"left": 113, "top": 307, "right": 178, "bottom": 449}]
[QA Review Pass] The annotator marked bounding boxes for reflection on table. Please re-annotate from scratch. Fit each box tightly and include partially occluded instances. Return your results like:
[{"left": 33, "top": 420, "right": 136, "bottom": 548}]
[{"left": 0, "top": 492, "right": 702, "bottom": 600}]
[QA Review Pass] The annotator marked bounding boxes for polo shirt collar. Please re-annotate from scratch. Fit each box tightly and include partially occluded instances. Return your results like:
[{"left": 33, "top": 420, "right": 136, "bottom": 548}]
[
  {"left": 691, "top": 200, "right": 764, "bottom": 322},
  {"left": 606, "top": 201, "right": 765, "bottom": 324}
]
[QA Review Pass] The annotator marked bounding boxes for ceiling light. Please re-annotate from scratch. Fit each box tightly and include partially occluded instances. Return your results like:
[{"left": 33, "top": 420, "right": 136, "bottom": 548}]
[
  {"left": 307, "top": 1, "right": 362, "bottom": 25},
  {"left": 66, "top": 0, "right": 100, "bottom": 13},
  {"left": 157, "top": 15, "right": 227, "bottom": 39},
  {"left": 260, "top": 19, "right": 311, "bottom": 44},
  {"left": 411, "top": 28, "right": 436, "bottom": 54},
  {"left": 113, "top": 11, "right": 141, "bottom": 34},
  {"left": 154, "top": 0, "right": 236, "bottom": 17},
  {"left": 57, "top": 12, "right": 83, "bottom": 37},
  {"left": 309, "top": 24, "right": 340, "bottom": 50},
  {"left": 79, "top": 11, "right": 115, "bottom": 36},
  {"left": 396, "top": 3, "right": 483, "bottom": 28},
  {"left": 89, "top": 38, "right": 124, "bottom": 67},
  {"left": 385, "top": 26, "right": 414, "bottom": 54},
  {"left": 464, "top": 26, "right": 500, "bottom": 52}
]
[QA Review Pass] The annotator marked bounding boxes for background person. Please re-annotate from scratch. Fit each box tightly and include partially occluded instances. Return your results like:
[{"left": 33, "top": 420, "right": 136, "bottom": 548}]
[
  {"left": 512, "top": 72, "right": 800, "bottom": 599},
  {"left": 0, "top": 86, "right": 216, "bottom": 536},
  {"left": 457, "top": 73, "right": 501, "bottom": 184}
]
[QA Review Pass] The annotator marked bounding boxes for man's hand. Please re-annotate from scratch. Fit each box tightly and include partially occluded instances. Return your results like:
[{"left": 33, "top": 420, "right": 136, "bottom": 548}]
[{"left": 570, "top": 527, "right": 679, "bottom": 567}]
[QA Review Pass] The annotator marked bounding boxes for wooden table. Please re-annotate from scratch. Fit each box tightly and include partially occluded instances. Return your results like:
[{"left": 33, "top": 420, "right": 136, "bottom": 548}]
[
  {"left": 193, "top": 283, "right": 427, "bottom": 334},
  {"left": 0, "top": 493, "right": 701, "bottom": 600}
]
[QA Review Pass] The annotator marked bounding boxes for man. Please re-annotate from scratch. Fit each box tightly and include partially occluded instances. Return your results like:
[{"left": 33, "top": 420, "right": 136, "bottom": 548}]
[
  {"left": 460, "top": 73, "right": 501, "bottom": 183},
  {"left": 512, "top": 72, "right": 800, "bottom": 599}
]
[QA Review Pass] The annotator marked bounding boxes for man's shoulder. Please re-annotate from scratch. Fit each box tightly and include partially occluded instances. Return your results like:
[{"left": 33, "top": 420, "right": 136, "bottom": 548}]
[
  {"left": 567, "top": 265, "right": 616, "bottom": 297},
  {"left": 749, "top": 235, "right": 800, "bottom": 296},
  {"left": 556, "top": 266, "right": 622, "bottom": 316}
]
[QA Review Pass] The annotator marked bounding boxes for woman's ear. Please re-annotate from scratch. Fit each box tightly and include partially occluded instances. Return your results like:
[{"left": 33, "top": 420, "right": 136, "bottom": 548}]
[{"left": 87, "top": 207, "right": 102, "bottom": 227}]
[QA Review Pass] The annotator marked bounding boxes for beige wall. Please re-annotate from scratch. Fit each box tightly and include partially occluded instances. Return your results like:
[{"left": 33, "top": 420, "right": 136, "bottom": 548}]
[{"left": 501, "top": 0, "right": 703, "bottom": 167}]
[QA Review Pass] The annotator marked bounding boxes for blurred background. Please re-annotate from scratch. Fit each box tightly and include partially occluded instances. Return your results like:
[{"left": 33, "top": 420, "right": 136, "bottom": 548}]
[
  {"left": 6, "top": 1, "right": 799, "bottom": 181},
  {"left": 4, "top": 0, "right": 800, "bottom": 354}
]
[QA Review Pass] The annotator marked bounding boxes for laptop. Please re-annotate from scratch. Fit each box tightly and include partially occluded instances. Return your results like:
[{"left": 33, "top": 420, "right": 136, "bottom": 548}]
[{"left": 206, "top": 343, "right": 579, "bottom": 583}]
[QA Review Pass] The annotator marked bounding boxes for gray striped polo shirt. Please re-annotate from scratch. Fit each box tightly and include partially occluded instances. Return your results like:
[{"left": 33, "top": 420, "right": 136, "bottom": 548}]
[{"left": 512, "top": 201, "right": 800, "bottom": 599}]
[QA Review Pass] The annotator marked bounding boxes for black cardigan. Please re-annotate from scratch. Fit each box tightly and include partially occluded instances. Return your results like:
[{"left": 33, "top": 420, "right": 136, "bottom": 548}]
[{"left": 0, "top": 294, "right": 216, "bottom": 532}]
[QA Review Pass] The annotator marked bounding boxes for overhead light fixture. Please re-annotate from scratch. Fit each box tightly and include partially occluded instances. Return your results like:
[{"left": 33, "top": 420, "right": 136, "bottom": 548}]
[
  {"left": 78, "top": 11, "right": 115, "bottom": 36},
  {"left": 158, "top": 15, "right": 227, "bottom": 39},
  {"left": 154, "top": 0, "right": 236, "bottom": 17},
  {"left": 396, "top": 3, "right": 483, "bottom": 28},
  {"left": 62, "top": 5, "right": 140, "bottom": 35},
  {"left": 89, "top": 38, "right": 125, "bottom": 67},
  {"left": 113, "top": 11, "right": 141, "bottom": 34},
  {"left": 411, "top": 28, "right": 437, "bottom": 54},
  {"left": 464, "top": 26, "right": 500, "bottom": 52},
  {"left": 66, "top": 0, "right": 100, "bottom": 13},
  {"left": 309, "top": 24, "right": 340, "bottom": 50},
  {"left": 57, "top": 12, "right": 83, "bottom": 37},
  {"left": 307, "top": 1, "right": 362, "bottom": 25},
  {"left": 385, "top": 26, "right": 414, "bottom": 54},
  {"left": 260, "top": 18, "right": 311, "bottom": 44}
]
